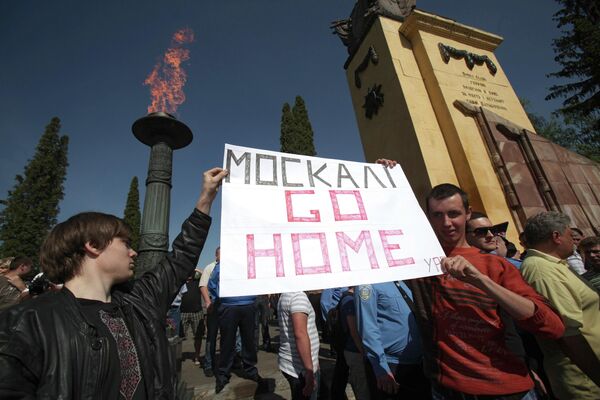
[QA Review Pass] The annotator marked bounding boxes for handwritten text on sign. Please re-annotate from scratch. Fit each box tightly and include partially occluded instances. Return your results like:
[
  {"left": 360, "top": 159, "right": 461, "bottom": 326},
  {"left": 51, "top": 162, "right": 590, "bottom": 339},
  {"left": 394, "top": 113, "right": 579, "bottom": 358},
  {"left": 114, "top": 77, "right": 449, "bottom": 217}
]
[{"left": 219, "top": 144, "right": 444, "bottom": 296}]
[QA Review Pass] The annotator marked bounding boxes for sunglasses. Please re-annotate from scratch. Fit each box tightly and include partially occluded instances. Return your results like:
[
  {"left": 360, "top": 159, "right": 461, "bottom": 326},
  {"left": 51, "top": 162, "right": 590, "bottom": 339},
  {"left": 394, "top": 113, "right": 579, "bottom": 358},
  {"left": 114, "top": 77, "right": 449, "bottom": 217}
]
[{"left": 467, "top": 221, "right": 509, "bottom": 237}]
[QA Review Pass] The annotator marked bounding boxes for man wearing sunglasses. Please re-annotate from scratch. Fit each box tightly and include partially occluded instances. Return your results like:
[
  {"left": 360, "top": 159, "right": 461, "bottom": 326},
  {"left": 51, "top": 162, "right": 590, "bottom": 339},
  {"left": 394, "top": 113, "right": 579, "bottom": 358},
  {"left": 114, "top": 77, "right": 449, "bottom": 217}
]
[
  {"left": 466, "top": 212, "right": 521, "bottom": 269},
  {"left": 466, "top": 212, "right": 508, "bottom": 250}
]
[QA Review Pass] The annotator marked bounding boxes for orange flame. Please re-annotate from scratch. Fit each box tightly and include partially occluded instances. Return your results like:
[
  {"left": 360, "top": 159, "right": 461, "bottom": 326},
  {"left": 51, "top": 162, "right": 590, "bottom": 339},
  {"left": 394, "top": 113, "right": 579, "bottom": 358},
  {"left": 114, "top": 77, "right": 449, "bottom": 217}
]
[{"left": 144, "top": 28, "right": 195, "bottom": 114}]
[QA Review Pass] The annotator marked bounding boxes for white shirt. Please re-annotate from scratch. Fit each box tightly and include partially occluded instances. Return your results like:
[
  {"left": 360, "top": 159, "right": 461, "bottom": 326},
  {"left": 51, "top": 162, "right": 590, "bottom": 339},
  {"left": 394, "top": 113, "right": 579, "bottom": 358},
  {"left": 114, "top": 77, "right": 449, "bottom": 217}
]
[
  {"left": 199, "top": 261, "right": 216, "bottom": 288},
  {"left": 567, "top": 250, "right": 586, "bottom": 275}
]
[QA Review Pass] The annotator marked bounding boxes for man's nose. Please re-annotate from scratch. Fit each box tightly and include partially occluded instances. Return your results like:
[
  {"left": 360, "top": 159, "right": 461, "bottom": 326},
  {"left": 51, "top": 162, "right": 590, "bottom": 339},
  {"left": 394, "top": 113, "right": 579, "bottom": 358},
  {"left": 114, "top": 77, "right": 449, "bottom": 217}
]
[{"left": 442, "top": 215, "right": 453, "bottom": 226}]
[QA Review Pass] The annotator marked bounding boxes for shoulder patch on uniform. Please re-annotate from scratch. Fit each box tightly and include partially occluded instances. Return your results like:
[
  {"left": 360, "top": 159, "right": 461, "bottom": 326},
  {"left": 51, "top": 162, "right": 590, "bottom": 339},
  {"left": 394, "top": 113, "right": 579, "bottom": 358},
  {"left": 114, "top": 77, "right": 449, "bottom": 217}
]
[{"left": 359, "top": 285, "right": 371, "bottom": 301}]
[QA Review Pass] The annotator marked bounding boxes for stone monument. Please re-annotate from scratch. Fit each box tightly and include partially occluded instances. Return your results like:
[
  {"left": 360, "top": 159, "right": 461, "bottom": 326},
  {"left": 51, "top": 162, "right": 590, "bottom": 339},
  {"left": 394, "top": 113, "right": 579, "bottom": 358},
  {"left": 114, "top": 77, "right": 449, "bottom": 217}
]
[{"left": 334, "top": 6, "right": 600, "bottom": 241}]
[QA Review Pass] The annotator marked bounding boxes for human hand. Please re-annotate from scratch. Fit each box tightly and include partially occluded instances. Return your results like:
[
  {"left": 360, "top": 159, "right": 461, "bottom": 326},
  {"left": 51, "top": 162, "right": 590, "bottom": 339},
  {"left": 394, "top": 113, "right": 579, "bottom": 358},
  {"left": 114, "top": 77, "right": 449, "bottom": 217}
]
[
  {"left": 375, "top": 159, "right": 398, "bottom": 168},
  {"left": 195, "top": 168, "right": 229, "bottom": 214},
  {"left": 7, "top": 275, "right": 26, "bottom": 292},
  {"left": 441, "top": 256, "right": 485, "bottom": 287},
  {"left": 302, "top": 370, "right": 316, "bottom": 397},
  {"left": 376, "top": 372, "right": 399, "bottom": 394},
  {"left": 494, "top": 236, "right": 508, "bottom": 257}
]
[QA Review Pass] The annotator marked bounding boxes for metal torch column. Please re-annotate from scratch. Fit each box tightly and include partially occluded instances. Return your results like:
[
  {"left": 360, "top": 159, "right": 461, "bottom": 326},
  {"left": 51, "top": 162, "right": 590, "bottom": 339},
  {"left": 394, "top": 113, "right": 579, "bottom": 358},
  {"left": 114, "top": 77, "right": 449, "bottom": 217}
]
[{"left": 136, "top": 141, "right": 173, "bottom": 276}]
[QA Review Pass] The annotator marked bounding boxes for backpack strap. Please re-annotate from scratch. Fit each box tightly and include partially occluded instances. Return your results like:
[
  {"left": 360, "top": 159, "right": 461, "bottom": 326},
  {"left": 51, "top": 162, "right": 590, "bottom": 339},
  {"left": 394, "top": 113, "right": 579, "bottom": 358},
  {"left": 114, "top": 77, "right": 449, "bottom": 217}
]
[{"left": 394, "top": 281, "right": 417, "bottom": 315}]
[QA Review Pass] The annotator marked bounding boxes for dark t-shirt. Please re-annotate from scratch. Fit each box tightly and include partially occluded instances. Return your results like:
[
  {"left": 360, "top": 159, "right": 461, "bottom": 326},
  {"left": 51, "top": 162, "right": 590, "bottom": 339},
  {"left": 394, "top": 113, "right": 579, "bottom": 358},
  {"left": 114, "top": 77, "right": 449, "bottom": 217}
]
[
  {"left": 78, "top": 299, "right": 146, "bottom": 400},
  {"left": 180, "top": 279, "right": 202, "bottom": 313},
  {"left": 339, "top": 293, "right": 359, "bottom": 353}
]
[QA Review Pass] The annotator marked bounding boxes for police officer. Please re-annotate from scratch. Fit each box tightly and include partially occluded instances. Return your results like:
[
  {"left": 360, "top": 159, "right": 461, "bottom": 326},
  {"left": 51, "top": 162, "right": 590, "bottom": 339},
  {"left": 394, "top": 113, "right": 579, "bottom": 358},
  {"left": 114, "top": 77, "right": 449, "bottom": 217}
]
[{"left": 355, "top": 281, "right": 429, "bottom": 399}]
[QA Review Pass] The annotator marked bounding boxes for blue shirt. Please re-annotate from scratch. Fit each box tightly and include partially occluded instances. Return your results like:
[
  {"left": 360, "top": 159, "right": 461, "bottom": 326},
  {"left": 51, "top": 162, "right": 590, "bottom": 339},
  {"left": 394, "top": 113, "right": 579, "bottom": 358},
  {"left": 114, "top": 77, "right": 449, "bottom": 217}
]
[
  {"left": 355, "top": 281, "right": 422, "bottom": 377},
  {"left": 207, "top": 262, "right": 220, "bottom": 300},
  {"left": 488, "top": 250, "right": 522, "bottom": 269},
  {"left": 207, "top": 262, "right": 256, "bottom": 306},
  {"left": 320, "top": 287, "right": 348, "bottom": 321},
  {"left": 506, "top": 257, "right": 522, "bottom": 269}
]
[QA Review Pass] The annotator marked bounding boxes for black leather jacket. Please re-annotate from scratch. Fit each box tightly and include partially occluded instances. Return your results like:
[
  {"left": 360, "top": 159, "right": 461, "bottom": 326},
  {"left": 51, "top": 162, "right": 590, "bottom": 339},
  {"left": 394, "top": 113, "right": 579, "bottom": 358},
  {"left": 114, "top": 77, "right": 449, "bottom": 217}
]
[{"left": 0, "top": 209, "right": 211, "bottom": 399}]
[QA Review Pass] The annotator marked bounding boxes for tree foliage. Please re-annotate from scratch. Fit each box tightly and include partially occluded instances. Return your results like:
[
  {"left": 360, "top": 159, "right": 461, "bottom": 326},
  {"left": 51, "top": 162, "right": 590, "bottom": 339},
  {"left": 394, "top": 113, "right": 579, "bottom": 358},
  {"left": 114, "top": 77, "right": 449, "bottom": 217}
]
[
  {"left": 546, "top": 0, "right": 600, "bottom": 134},
  {"left": 0, "top": 117, "right": 69, "bottom": 263},
  {"left": 523, "top": 99, "right": 599, "bottom": 162},
  {"left": 123, "top": 176, "right": 141, "bottom": 251},
  {"left": 280, "top": 103, "right": 295, "bottom": 154},
  {"left": 280, "top": 95, "right": 317, "bottom": 156}
]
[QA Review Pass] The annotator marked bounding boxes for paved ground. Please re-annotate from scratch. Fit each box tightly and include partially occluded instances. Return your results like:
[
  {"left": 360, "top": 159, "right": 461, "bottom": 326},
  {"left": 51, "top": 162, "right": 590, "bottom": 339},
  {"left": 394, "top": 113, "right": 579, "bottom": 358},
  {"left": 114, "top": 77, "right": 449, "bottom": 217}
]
[{"left": 178, "top": 321, "right": 355, "bottom": 400}]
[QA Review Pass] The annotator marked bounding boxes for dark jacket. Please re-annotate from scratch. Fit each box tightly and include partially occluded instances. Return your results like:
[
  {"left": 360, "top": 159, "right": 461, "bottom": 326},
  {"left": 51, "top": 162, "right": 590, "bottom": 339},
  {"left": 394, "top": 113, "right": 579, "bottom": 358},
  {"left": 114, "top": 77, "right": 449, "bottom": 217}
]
[{"left": 0, "top": 209, "right": 211, "bottom": 399}]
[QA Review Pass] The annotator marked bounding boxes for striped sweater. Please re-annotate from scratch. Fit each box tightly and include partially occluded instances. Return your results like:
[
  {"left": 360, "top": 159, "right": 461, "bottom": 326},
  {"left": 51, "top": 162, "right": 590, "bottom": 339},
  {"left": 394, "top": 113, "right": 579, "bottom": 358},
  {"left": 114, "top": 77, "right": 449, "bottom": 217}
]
[
  {"left": 408, "top": 246, "right": 564, "bottom": 395},
  {"left": 277, "top": 291, "right": 320, "bottom": 378}
]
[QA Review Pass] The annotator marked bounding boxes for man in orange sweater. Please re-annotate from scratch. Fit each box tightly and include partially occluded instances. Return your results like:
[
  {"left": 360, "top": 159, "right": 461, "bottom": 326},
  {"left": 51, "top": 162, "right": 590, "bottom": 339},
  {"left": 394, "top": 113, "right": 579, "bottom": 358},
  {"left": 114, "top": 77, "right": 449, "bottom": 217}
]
[{"left": 377, "top": 160, "right": 565, "bottom": 399}]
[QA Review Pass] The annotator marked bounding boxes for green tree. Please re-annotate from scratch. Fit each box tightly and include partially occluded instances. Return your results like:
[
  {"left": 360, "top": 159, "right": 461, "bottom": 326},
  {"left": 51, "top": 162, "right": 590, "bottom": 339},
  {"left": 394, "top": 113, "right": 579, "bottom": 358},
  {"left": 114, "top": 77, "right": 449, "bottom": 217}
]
[
  {"left": 523, "top": 99, "right": 599, "bottom": 162},
  {"left": 0, "top": 117, "right": 69, "bottom": 263},
  {"left": 546, "top": 0, "right": 600, "bottom": 134},
  {"left": 123, "top": 176, "right": 141, "bottom": 251},
  {"left": 291, "top": 96, "right": 316, "bottom": 156},
  {"left": 562, "top": 114, "right": 600, "bottom": 162},
  {"left": 280, "top": 102, "right": 295, "bottom": 154},
  {"left": 280, "top": 95, "right": 317, "bottom": 156}
]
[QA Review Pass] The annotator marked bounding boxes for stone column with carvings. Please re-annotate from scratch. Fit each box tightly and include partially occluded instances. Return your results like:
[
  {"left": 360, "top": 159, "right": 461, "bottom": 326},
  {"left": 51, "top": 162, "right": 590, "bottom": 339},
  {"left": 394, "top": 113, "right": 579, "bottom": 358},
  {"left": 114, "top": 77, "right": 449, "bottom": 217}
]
[{"left": 132, "top": 112, "right": 193, "bottom": 276}]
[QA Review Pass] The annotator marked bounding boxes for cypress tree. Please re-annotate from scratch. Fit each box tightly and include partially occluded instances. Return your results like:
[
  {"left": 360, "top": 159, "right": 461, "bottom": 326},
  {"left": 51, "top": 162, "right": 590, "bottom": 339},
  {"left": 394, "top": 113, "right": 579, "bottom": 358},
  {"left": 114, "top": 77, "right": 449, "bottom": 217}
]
[
  {"left": 280, "top": 102, "right": 294, "bottom": 154},
  {"left": 279, "top": 95, "right": 317, "bottom": 156},
  {"left": 123, "top": 176, "right": 141, "bottom": 251},
  {"left": 292, "top": 96, "right": 316, "bottom": 156},
  {"left": 0, "top": 117, "right": 69, "bottom": 264}
]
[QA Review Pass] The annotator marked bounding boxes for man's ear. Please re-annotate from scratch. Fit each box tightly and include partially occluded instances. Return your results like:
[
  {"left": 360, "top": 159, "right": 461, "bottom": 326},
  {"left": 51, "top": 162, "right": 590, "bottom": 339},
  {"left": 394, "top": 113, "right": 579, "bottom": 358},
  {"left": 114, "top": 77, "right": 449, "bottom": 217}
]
[
  {"left": 84, "top": 242, "right": 103, "bottom": 257},
  {"left": 465, "top": 206, "right": 472, "bottom": 221},
  {"left": 551, "top": 231, "right": 562, "bottom": 245}
]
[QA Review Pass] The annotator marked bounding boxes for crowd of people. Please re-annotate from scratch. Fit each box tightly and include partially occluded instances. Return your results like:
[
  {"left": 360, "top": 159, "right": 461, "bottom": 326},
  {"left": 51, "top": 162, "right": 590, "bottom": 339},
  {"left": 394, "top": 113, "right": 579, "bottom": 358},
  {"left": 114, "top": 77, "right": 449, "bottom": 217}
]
[
  {"left": 0, "top": 163, "right": 599, "bottom": 400},
  {"left": 315, "top": 180, "right": 600, "bottom": 400}
]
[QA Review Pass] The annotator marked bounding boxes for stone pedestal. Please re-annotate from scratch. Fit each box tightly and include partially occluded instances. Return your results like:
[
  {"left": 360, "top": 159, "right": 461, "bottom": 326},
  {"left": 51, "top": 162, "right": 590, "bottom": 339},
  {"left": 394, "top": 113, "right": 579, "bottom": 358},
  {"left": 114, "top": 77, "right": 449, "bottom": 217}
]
[{"left": 344, "top": 10, "right": 537, "bottom": 243}]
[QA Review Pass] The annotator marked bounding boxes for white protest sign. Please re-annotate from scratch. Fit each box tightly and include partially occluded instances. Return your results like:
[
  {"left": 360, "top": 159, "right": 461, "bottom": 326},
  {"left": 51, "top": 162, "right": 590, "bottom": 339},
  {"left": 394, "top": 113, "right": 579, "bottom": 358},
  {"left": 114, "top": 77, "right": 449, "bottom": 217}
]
[{"left": 219, "top": 144, "right": 444, "bottom": 297}]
